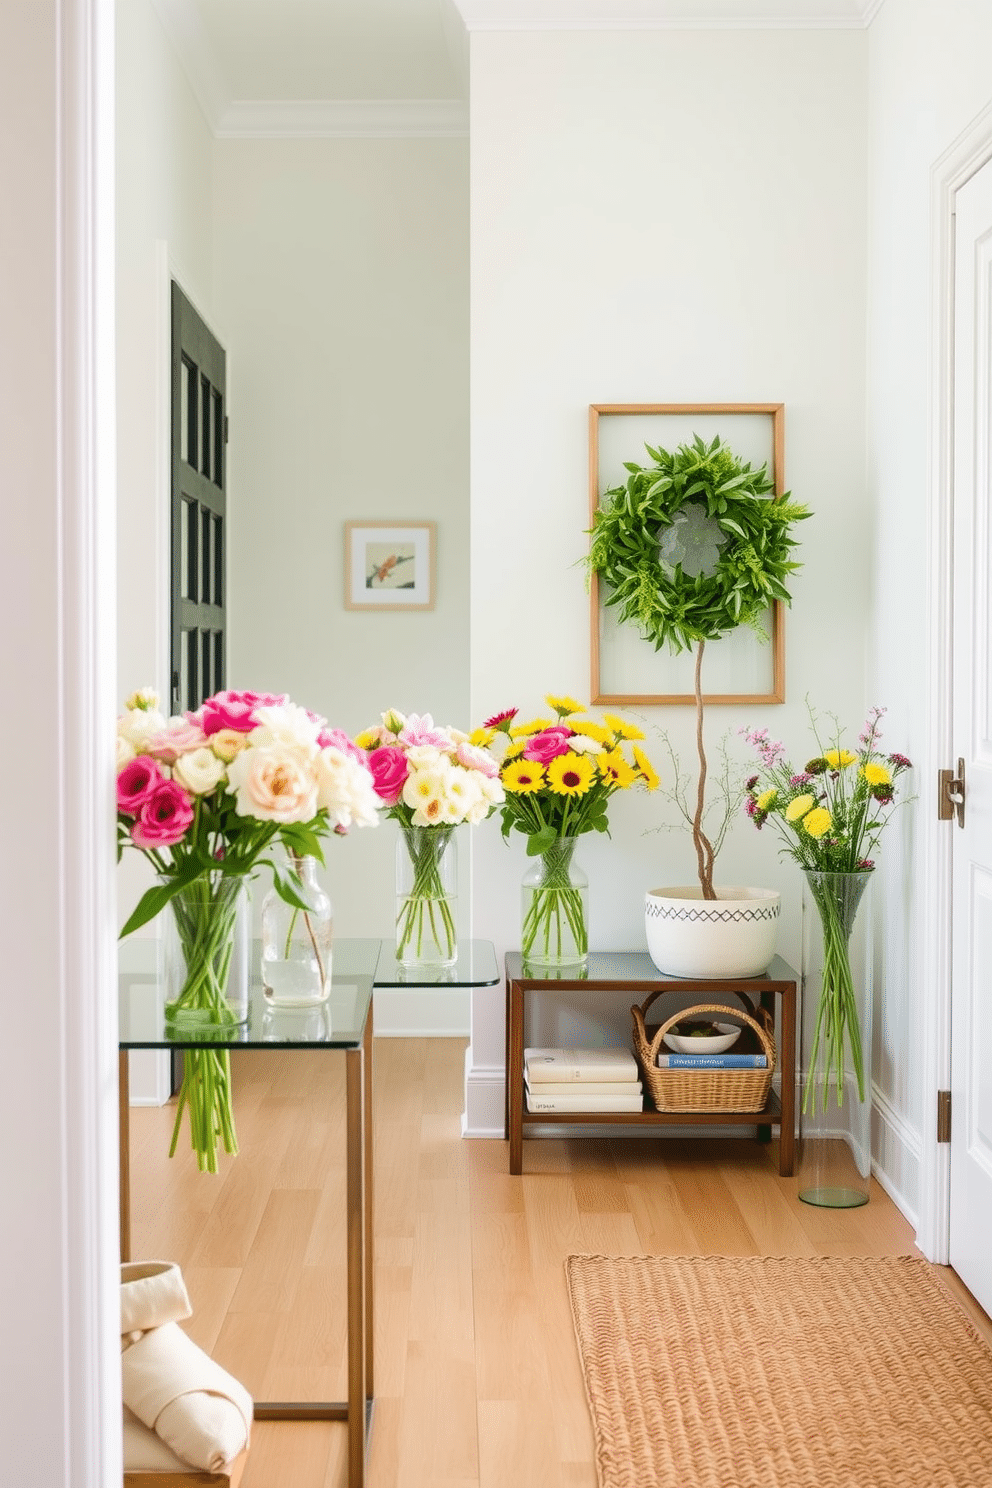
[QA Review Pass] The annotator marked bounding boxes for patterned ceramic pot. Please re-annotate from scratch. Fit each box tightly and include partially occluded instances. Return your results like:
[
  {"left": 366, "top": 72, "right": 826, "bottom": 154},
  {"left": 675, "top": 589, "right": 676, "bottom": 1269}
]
[{"left": 644, "top": 886, "right": 781, "bottom": 978}]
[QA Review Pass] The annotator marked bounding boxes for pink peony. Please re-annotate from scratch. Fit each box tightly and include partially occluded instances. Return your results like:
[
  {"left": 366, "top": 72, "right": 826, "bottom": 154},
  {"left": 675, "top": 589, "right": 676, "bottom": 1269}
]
[
  {"left": 130, "top": 780, "right": 194, "bottom": 848},
  {"left": 455, "top": 741, "right": 500, "bottom": 779},
  {"left": 317, "top": 726, "right": 368, "bottom": 766},
  {"left": 145, "top": 718, "right": 209, "bottom": 763},
  {"left": 200, "top": 689, "right": 287, "bottom": 736},
  {"left": 117, "top": 756, "right": 167, "bottom": 817},
  {"left": 522, "top": 727, "right": 573, "bottom": 764},
  {"left": 368, "top": 745, "right": 409, "bottom": 806},
  {"left": 398, "top": 713, "right": 452, "bottom": 750}
]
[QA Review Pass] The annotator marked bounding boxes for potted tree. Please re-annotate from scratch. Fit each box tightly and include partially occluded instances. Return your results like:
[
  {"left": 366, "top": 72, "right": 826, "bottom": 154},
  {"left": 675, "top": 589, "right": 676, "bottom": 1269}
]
[{"left": 587, "top": 432, "right": 810, "bottom": 976}]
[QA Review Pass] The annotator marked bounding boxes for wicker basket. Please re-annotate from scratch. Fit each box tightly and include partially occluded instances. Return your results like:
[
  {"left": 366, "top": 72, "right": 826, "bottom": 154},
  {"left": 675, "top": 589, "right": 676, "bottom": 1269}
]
[{"left": 631, "top": 990, "right": 776, "bottom": 1113}]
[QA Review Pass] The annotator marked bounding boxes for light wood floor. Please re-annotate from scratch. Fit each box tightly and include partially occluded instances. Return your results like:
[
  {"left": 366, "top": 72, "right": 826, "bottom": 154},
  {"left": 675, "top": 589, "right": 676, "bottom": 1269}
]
[{"left": 127, "top": 1038, "right": 990, "bottom": 1488}]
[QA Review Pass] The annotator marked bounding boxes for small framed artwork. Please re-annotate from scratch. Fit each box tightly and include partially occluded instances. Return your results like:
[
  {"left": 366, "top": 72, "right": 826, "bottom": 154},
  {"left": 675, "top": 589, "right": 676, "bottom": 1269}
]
[{"left": 344, "top": 521, "right": 436, "bottom": 611}]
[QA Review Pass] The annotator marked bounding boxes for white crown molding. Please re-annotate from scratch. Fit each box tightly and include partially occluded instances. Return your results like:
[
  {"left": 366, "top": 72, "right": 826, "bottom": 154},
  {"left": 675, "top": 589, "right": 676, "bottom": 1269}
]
[
  {"left": 149, "top": 0, "right": 228, "bottom": 131},
  {"left": 452, "top": 0, "right": 882, "bottom": 27},
  {"left": 217, "top": 98, "right": 469, "bottom": 139}
]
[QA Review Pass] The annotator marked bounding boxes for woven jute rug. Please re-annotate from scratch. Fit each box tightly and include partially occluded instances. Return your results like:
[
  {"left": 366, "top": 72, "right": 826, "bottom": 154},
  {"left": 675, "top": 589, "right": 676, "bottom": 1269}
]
[{"left": 566, "top": 1254, "right": 992, "bottom": 1488}]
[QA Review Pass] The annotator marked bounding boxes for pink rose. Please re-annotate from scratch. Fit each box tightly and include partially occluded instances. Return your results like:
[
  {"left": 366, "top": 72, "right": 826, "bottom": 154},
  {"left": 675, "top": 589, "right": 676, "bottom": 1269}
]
[
  {"left": 522, "top": 727, "right": 573, "bottom": 764},
  {"left": 145, "top": 718, "right": 209, "bottom": 763},
  {"left": 455, "top": 741, "right": 500, "bottom": 779},
  {"left": 130, "top": 780, "right": 194, "bottom": 848},
  {"left": 200, "top": 689, "right": 287, "bottom": 736},
  {"left": 317, "top": 726, "right": 369, "bottom": 766},
  {"left": 117, "top": 756, "right": 166, "bottom": 817},
  {"left": 368, "top": 745, "right": 409, "bottom": 806},
  {"left": 398, "top": 713, "right": 452, "bottom": 750}
]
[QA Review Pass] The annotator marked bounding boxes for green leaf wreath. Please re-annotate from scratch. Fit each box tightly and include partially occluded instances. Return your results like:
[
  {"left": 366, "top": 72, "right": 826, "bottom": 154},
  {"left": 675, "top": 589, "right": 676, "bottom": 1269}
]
[{"left": 587, "top": 433, "right": 810, "bottom": 898}]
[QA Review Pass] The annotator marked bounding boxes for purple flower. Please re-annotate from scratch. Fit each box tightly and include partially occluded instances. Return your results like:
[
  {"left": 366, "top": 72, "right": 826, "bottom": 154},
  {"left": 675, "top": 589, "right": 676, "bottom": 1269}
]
[
  {"left": 789, "top": 772, "right": 812, "bottom": 787},
  {"left": 888, "top": 752, "right": 912, "bottom": 771}
]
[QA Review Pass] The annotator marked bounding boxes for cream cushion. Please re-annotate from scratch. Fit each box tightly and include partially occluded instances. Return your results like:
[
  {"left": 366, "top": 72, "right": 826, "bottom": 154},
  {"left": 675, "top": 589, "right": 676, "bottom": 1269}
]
[
  {"left": 122, "top": 1407, "right": 191, "bottom": 1473},
  {"left": 121, "top": 1322, "right": 252, "bottom": 1474}
]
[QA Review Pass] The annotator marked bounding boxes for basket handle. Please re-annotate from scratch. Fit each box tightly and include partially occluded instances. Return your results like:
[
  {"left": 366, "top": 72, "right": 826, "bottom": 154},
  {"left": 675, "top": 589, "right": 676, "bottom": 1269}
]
[{"left": 630, "top": 995, "right": 775, "bottom": 1070}]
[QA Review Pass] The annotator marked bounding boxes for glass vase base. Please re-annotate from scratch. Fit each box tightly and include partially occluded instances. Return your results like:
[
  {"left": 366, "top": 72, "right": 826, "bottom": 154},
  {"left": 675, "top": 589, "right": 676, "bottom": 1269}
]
[
  {"left": 164, "top": 1000, "right": 249, "bottom": 1030},
  {"left": 262, "top": 956, "right": 332, "bottom": 1007}
]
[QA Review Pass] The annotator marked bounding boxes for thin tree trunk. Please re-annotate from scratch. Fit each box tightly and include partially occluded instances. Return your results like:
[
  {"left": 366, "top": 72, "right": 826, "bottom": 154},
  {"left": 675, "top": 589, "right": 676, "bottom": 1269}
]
[{"left": 693, "top": 640, "right": 717, "bottom": 900}]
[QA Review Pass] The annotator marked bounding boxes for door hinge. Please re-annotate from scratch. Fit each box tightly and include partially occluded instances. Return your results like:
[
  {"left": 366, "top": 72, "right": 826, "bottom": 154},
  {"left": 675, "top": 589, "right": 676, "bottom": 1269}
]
[
  {"left": 937, "top": 1089, "right": 952, "bottom": 1144},
  {"left": 938, "top": 759, "right": 965, "bottom": 827}
]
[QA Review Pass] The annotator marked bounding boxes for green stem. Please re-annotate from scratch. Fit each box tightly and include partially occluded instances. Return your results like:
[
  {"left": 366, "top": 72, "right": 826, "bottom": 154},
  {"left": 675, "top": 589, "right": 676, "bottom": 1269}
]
[
  {"left": 802, "top": 874, "right": 868, "bottom": 1117},
  {"left": 521, "top": 839, "right": 588, "bottom": 962},
  {"left": 397, "top": 827, "right": 457, "bottom": 962}
]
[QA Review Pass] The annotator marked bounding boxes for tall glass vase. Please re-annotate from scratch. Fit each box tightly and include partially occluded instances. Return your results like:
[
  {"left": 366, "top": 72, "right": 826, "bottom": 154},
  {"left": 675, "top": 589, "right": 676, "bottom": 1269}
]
[
  {"left": 798, "top": 870, "right": 873, "bottom": 1208},
  {"left": 162, "top": 871, "right": 249, "bottom": 1173},
  {"left": 395, "top": 825, "right": 458, "bottom": 968},
  {"left": 261, "top": 852, "right": 333, "bottom": 1006},
  {"left": 520, "top": 836, "right": 589, "bottom": 967}
]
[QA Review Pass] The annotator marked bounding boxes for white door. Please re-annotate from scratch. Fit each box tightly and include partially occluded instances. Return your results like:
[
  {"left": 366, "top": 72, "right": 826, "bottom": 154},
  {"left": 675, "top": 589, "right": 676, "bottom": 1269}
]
[{"left": 949, "top": 155, "right": 992, "bottom": 1315}]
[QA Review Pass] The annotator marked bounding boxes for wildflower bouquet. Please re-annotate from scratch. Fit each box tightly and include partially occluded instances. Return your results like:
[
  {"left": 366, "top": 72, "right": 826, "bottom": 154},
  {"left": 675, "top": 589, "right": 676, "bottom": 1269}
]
[
  {"left": 742, "top": 706, "right": 912, "bottom": 1111},
  {"left": 117, "top": 687, "right": 381, "bottom": 1169},
  {"left": 480, "top": 696, "right": 660, "bottom": 963},
  {"left": 357, "top": 710, "right": 505, "bottom": 964}
]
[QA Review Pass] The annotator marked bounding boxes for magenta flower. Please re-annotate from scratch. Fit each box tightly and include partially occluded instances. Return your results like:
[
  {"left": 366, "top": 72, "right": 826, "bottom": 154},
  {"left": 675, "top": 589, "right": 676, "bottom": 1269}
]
[
  {"left": 367, "top": 745, "right": 410, "bottom": 806},
  {"left": 318, "top": 726, "right": 368, "bottom": 766},
  {"left": 117, "top": 755, "right": 166, "bottom": 817},
  {"left": 130, "top": 780, "right": 194, "bottom": 848},
  {"left": 522, "top": 727, "right": 573, "bottom": 764},
  {"left": 888, "top": 752, "right": 912, "bottom": 771},
  {"left": 484, "top": 707, "right": 518, "bottom": 731},
  {"left": 200, "top": 689, "right": 287, "bottom": 736}
]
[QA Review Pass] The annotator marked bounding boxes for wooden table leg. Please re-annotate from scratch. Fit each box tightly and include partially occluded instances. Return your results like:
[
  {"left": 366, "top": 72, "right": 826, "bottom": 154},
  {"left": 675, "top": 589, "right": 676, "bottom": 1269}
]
[
  {"left": 119, "top": 1050, "right": 131, "bottom": 1262},
  {"left": 503, "top": 975, "right": 510, "bottom": 1141},
  {"left": 346, "top": 1046, "right": 367, "bottom": 1487},
  {"left": 508, "top": 978, "right": 524, "bottom": 1175},
  {"left": 363, "top": 1013, "right": 374, "bottom": 1399}
]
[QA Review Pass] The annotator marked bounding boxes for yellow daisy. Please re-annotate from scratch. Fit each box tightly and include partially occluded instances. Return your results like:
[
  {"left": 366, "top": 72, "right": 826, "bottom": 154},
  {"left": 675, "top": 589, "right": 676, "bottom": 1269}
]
[
  {"left": 509, "top": 717, "right": 553, "bottom": 738},
  {"left": 823, "top": 749, "right": 857, "bottom": 769},
  {"left": 502, "top": 740, "right": 525, "bottom": 762},
  {"left": 546, "top": 752, "right": 596, "bottom": 795},
  {"left": 632, "top": 745, "right": 660, "bottom": 791},
  {"left": 785, "top": 793, "right": 815, "bottom": 822},
  {"left": 862, "top": 762, "right": 892, "bottom": 787},
  {"left": 468, "top": 725, "right": 495, "bottom": 747},
  {"left": 544, "top": 694, "right": 585, "bottom": 719},
  {"left": 570, "top": 719, "right": 613, "bottom": 744},
  {"left": 602, "top": 713, "right": 645, "bottom": 741},
  {"left": 598, "top": 747, "right": 638, "bottom": 789},
  {"left": 803, "top": 807, "right": 832, "bottom": 838},
  {"left": 757, "top": 788, "right": 777, "bottom": 810},
  {"left": 502, "top": 759, "right": 546, "bottom": 793}
]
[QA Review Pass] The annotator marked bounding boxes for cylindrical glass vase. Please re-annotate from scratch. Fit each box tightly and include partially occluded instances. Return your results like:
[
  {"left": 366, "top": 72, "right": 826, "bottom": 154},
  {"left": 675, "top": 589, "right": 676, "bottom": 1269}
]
[
  {"left": 261, "top": 853, "right": 333, "bottom": 1006},
  {"left": 163, "top": 871, "right": 249, "bottom": 1028},
  {"left": 521, "top": 836, "right": 589, "bottom": 968},
  {"left": 798, "top": 870, "right": 874, "bottom": 1208},
  {"left": 395, "top": 825, "right": 458, "bottom": 968}
]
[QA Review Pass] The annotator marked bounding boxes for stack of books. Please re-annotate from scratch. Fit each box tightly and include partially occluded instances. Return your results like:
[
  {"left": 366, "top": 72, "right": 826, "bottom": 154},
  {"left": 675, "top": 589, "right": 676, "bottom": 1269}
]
[
  {"left": 655, "top": 1049, "right": 768, "bottom": 1069},
  {"left": 524, "top": 1047, "right": 643, "bottom": 1112}
]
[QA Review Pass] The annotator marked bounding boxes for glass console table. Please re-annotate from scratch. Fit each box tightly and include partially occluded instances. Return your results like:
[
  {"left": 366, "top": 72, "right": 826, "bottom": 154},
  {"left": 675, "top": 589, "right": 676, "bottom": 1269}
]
[{"left": 118, "top": 937, "right": 498, "bottom": 1487}]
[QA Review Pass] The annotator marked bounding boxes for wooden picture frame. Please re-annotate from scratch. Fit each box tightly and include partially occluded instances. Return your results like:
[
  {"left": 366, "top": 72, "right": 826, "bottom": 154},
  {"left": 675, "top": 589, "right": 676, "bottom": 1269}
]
[
  {"left": 344, "top": 521, "right": 436, "bottom": 611},
  {"left": 589, "top": 403, "right": 787, "bottom": 705}
]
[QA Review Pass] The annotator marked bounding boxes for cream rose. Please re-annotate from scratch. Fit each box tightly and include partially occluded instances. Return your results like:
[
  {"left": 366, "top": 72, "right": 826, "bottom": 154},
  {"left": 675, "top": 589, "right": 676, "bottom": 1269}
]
[
  {"left": 249, "top": 702, "right": 323, "bottom": 756},
  {"left": 118, "top": 706, "right": 167, "bottom": 751},
  {"left": 173, "top": 747, "right": 227, "bottom": 797},
  {"left": 210, "top": 728, "right": 249, "bottom": 763},
  {"left": 116, "top": 735, "right": 136, "bottom": 771},
  {"left": 314, "top": 747, "right": 382, "bottom": 830},
  {"left": 226, "top": 745, "right": 318, "bottom": 822}
]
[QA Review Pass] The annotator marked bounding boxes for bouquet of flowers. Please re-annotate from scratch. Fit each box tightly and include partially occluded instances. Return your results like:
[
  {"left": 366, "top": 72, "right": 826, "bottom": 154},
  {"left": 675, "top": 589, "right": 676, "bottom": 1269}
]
[
  {"left": 117, "top": 687, "right": 381, "bottom": 1170},
  {"left": 356, "top": 710, "right": 505, "bottom": 964},
  {"left": 742, "top": 705, "right": 912, "bottom": 1110},
  {"left": 480, "top": 696, "right": 660, "bottom": 963}
]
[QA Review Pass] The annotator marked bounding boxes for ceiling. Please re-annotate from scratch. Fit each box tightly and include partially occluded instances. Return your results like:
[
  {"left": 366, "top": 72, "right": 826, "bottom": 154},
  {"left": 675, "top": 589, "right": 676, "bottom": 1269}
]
[{"left": 150, "top": 0, "right": 882, "bottom": 137}]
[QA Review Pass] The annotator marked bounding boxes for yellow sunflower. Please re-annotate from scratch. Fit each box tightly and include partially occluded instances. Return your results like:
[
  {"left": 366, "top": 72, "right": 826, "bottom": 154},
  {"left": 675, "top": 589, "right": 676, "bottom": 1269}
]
[
  {"left": 544, "top": 694, "right": 585, "bottom": 718},
  {"left": 823, "top": 749, "right": 857, "bottom": 769},
  {"left": 502, "top": 759, "right": 546, "bottom": 793},
  {"left": 509, "top": 716, "right": 553, "bottom": 738},
  {"left": 632, "top": 745, "right": 660, "bottom": 791},
  {"left": 862, "top": 762, "right": 892, "bottom": 787},
  {"left": 598, "top": 748, "right": 638, "bottom": 789},
  {"left": 602, "top": 713, "right": 645, "bottom": 741},
  {"left": 757, "top": 788, "right": 777, "bottom": 810},
  {"left": 570, "top": 719, "right": 613, "bottom": 744},
  {"left": 785, "top": 793, "right": 815, "bottom": 822},
  {"left": 546, "top": 752, "right": 596, "bottom": 795},
  {"left": 803, "top": 807, "right": 832, "bottom": 838}
]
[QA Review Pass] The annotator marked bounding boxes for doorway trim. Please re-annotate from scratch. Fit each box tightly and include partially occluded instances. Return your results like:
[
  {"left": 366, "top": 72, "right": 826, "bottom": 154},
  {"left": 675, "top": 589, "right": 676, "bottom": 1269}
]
[{"left": 918, "top": 101, "right": 992, "bottom": 1261}]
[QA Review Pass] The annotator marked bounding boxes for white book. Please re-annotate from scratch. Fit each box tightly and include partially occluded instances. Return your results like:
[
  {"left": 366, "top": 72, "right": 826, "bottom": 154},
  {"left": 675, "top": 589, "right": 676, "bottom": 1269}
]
[
  {"left": 526, "top": 1090, "right": 645, "bottom": 1113},
  {"left": 525, "top": 1079, "right": 642, "bottom": 1099},
  {"left": 524, "top": 1047, "right": 639, "bottom": 1083}
]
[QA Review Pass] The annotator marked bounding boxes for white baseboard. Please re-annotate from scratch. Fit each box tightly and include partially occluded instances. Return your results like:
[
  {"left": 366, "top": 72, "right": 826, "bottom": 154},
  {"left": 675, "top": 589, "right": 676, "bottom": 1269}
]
[
  {"left": 871, "top": 1082, "right": 921, "bottom": 1233},
  {"left": 462, "top": 1054, "right": 506, "bottom": 1137}
]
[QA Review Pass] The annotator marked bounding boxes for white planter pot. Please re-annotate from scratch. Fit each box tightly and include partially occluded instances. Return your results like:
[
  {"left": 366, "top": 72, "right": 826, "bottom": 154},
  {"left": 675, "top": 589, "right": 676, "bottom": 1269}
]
[{"left": 644, "top": 886, "right": 781, "bottom": 979}]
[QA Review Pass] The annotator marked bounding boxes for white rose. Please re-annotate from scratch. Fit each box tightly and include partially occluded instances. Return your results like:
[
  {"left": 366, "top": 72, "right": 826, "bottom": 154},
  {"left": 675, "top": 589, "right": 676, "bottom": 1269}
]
[
  {"left": 118, "top": 706, "right": 167, "bottom": 750},
  {"left": 226, "top": 744, "right": 318, "bottom": 823},
  {"left": 403, "top": 744, "right": 449, "bottom": 772},
  {"left": 173, "top": 746, "right": 227, "bottom": 796},
  {"left": 315, "top": 748, "right": 381, "bottom": 830},
  {"left": 568, "top": 735, "right": 605, "bottom": 756},
  {"left": 249, "top": 703, "right": 322, "bottom": 757}
]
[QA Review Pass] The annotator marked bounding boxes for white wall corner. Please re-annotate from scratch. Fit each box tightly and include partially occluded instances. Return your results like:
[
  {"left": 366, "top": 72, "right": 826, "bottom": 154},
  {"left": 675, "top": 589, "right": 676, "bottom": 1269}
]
[
  {"left": 148, "top": 0, "right": 228, "bottom": 131},
  {"left": 462, "top": 1050, "right": 506, "bottom": 1137}
]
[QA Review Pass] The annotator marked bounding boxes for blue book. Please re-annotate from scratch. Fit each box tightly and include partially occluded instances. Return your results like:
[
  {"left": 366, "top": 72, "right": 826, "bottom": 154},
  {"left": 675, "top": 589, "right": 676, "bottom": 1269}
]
[{"left": 655, "top": 1052, "right": 768, "bottom": 1069}]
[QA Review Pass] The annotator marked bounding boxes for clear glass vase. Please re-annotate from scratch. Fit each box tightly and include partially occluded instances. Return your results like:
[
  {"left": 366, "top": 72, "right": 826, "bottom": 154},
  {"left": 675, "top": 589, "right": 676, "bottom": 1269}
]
[
  {"left": 521, "top": 836, "right": 589, "bottom": 967},
  {"left": 798, "top": 869, "right": 874, "bottom": 1208},
  {"left": 261, "top": 853, "right": 333, "bottom": 1006},
  {"left": 395, "top": 825, "right": 458, "bottom": 968}
]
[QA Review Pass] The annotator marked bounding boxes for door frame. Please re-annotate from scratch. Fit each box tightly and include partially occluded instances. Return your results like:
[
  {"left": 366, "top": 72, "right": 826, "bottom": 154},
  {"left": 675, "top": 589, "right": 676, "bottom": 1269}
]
[{"left": 918, "top": 102, "right": 992, "bottom": 1262}]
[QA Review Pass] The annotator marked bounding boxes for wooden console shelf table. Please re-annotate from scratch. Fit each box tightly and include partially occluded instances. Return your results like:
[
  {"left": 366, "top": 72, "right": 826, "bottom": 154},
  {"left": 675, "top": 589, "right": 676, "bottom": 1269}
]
[{"left": 504, "top": 951, "right": 797, "bottom": 1177}]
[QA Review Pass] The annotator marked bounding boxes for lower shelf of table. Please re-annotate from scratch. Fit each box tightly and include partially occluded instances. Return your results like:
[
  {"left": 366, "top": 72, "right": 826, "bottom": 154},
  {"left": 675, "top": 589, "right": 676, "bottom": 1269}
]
[{"left": 522, "top": 1090, "right": 782, "bottom": 1128}]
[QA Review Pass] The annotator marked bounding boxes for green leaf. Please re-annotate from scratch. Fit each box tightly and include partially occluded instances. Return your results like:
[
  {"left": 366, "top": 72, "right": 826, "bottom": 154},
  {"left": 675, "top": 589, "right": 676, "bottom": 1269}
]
[{"left": 525, "top": 826, "right": 559, "bottom": 856}]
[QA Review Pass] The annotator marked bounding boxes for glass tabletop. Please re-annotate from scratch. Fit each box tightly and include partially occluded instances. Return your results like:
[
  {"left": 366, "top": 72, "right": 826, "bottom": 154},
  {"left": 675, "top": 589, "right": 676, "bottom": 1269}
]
[
  {"left": 119, "top": 937, "right": 380, "bottom": 1050},
  {"left": 503, "top": 951, "right": 798, "bottom": 985},
  {"left": 373, "top": 938, "right": 500, "bottom": 987}
]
